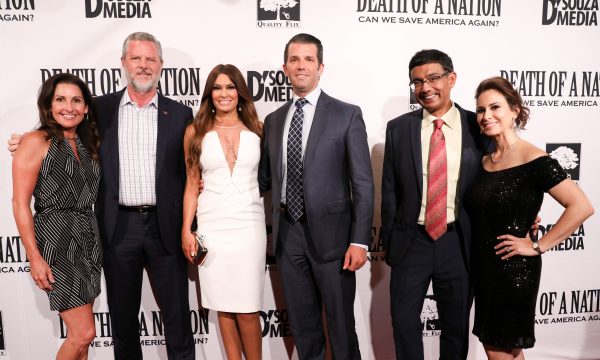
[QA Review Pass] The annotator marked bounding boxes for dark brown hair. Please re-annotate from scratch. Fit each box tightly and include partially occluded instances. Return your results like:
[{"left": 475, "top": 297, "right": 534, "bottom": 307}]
[
  {"left": 284, "top": 33, "right": 323, "bottom": 65},
  {"left": 37, "top": 73, "right": 100, "bottom": 159},
  {"left": 186, "top": 64, "right": 261, "bottom": 174},
  {"left": 475, "top": 76, "right": 530, "bottom": 129},
  {"left": 408, "top": 49, "right": 454, "bottom": 80}
]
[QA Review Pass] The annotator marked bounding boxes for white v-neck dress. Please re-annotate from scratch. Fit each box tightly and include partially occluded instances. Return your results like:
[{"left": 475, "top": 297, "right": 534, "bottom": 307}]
[{"left": 196, "top": 130, "right": 266, "bottom": 312}]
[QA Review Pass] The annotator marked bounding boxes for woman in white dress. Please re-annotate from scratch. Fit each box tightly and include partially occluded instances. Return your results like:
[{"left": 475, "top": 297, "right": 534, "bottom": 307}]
[{"left": 182, "top": 64, "right": 266, "bottom": 360}]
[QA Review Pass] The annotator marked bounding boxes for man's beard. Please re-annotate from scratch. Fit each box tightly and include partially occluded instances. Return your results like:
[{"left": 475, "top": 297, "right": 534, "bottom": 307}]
[{"left": 124, "top": 68, "right": 159, "bottom": 93}]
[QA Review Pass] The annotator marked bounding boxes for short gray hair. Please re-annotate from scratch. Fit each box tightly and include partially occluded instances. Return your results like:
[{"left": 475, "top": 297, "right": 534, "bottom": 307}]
[{"left": 121, "top": 32, "right": 163, "bottom": 61}]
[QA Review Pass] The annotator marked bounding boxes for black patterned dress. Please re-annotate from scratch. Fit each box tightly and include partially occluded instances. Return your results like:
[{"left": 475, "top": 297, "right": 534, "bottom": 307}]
[
  {"left": 33, "top": 137, "right": 102, "bottom": 311},
  {"left": 465, "top": 156, "right": 567, "bottom": 348}
]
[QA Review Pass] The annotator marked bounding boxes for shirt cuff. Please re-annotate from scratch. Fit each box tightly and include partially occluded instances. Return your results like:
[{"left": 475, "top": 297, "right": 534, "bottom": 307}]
[{"left": 350, "top": 243, "right": 368, "bottom": 250}]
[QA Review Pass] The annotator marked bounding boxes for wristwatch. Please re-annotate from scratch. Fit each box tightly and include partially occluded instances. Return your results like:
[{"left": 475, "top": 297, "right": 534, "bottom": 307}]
[{"left": 532, "top": 242, "right": 543, "bottom": 255}]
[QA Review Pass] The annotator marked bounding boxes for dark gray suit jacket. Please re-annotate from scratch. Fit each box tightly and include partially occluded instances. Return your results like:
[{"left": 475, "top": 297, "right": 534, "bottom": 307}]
[
  {"left": 381, "top": 103, "right": 487, "bottom": 267},
  {"left": 259, "top": 91, "right": 374, "bottom": 262}
]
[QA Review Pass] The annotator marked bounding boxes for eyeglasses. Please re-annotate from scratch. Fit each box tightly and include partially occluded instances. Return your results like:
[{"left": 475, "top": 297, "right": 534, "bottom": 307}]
[{"left": 409, "top": 71, "right": 450, "bottom": 91}]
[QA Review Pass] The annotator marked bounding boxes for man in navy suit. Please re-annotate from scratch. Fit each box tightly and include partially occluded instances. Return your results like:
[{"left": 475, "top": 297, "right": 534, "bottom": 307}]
[
  {"left": 93, "top": 32, "right": 194, "bottom": 359},
  {"left": 259, "top": 33, "right": 374, "bottom": 360},
  {"left": 381, "top": 49, "right": 486, "bottom": 360}
]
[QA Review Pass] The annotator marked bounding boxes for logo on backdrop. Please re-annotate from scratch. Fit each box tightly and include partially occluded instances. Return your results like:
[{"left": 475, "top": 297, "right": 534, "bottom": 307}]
[
  {"left": 85, "top": 0, "right": 152, "bottom": 19},
  {"left": 409, "top": 88, "right": 421, "bottom": 111},
  {"left": 542, "top": 143, "right": 585, "bottom": 252},
  {"left": 539, "top": 223, "right": 586, "bottom": 251},
  {"left": 59, "top": 309, "right": 210, "bottom": 347},
  {"left": 0, "top": 310, "right": 6, "bottom": 356},
  {"left": 40, "top": 67, "right": 202, "bottom": 108},
  {"left": 257, "top": 0, "right": 301, "bottom": 28},
  {"left": 356, "top": 0, "right": 502, "bottom": 27},
  {"left": 247, "top": 70, "right": 293, "bottom": 103},
  {"left": 422, "top": 295, "right": 441, "bottom": 337},
  {"left": 547, "top": 143, "right": 581, "bottom": 180},
  {"left": 368, "top": 227, "right": 386, "bottom": 262},
  {"left": 0, "top": 235, "right": 29, "bottom": 275},
  {"left": 542, "top": 0, "right": 598, "bottom": 26},
  {"left": 260, "top": 309, "right": 292, "bottom": 337},
  {"left": 536, "top": 289, "right": 600, "bottom": 325},
  {"left": 0, "top": 0, "right": 35, "bottom": 22},
  {"left": 500, "top": 70, "right": 599, "bottom": 107}
]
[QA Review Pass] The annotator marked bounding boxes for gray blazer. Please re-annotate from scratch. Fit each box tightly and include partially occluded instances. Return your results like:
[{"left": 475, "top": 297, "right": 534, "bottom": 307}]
[{"left": 259, "top": 91, "right": 375, "bottom": 262}]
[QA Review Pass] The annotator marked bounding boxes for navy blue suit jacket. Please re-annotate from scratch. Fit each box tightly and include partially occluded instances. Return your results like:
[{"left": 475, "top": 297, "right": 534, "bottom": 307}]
[
  {"left": 94, "top": 89, "right": 193, "bottom": 254},
  {"left": 381, "top": 103, "right": 487, "bottom": 268}
]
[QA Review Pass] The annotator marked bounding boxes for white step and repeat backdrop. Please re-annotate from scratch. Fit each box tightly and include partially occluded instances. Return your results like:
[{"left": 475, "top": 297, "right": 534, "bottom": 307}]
[{"left": 1, "top": 1, "right": 599, "bottom": 359}]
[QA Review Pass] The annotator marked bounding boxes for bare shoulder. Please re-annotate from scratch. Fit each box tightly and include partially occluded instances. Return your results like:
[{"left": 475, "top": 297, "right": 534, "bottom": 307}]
[
  {"left": 13, "top": 130, "right": 50, "bottom": 166},
  {"left": 20, "top": 130, "right": 50, "bottom": 151},
  {"left": 519, "top": 139, "right": 547, "bottom": 162}
]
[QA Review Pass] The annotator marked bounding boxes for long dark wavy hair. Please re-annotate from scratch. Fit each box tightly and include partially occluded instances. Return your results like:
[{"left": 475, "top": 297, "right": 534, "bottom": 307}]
[
  {"left": 37, "top": 73, "right": 100, "bottom": 160},
  {"left": 187, "top": 64, "right": 262, "bottom": 174}
]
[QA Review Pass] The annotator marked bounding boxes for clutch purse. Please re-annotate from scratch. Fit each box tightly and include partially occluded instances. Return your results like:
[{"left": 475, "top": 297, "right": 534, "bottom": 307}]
[{"left": 193, "top": 233, "right": 208, "bottom": 266}]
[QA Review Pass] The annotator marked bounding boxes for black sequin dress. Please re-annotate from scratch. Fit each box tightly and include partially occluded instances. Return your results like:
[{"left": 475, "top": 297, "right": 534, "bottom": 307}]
[{"left": 465, "top": 156, "right": 567, "bottom": 348}]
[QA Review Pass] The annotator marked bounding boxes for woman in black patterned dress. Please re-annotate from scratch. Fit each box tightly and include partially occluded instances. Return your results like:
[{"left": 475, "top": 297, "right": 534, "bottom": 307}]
[
  {"left": 465, "top": 76, "right": 594, "bottom": 360},
  {"left": 12, "top": 73, "right": 101, "bottom": 360}
]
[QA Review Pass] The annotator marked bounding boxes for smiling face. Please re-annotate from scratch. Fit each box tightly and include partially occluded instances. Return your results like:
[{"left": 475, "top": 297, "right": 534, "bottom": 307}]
[
  {"left": 283, "top": 42, "right": 324, "bottom": 98},
  {"left": 211, "top": 73, "right": 239, "bottom": 115},
  {"left": 121, "top": 40, "right": 163, "bottom": 93},
  {"left": 51, "top": 83, "right": 88, "bottom": 134},
  {"left": 410, "top": 62, "right": 455, "bottom": 117},
  {"left": 476, "top": 89, "right": 519, "bottom": 137}
]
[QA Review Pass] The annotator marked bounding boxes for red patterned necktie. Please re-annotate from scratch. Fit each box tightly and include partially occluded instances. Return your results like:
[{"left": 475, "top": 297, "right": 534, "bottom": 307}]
[{"left": 425, "top": 119, "right": 447, "bottom": 240}]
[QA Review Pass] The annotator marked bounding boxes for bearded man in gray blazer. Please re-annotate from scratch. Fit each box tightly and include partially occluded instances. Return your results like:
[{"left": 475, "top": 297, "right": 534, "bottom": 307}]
[{"left": 259, "top": 33, "right": 374, "bottom": 360}]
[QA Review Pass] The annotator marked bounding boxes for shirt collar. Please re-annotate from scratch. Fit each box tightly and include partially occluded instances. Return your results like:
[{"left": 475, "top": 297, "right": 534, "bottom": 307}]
[
  {"left": 119, "top": 88, "right": 159, "bottom": 109},
  {"left": 292, "top": 87, "right": 321, "bottom": 107},
  {"left": 422, "top": 102, "right": 459, "bottom": 130}
]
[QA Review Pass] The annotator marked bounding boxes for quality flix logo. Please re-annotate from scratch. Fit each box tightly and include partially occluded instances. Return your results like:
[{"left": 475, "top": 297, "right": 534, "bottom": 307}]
[
  {"left": 257, "top": 0, "right": 300, "bottom": 28},
  {"left": 546, "top": 143, "right": 581, "bottom": 181},
  {"left": 409, "top": 88, "right": 420, "bottom": 110},
  {"left": 421, "top": 295, "right": 440, "bottom": 337}
]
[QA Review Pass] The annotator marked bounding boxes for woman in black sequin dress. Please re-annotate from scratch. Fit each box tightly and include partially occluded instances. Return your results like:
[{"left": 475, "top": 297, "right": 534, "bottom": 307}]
[{"left": 465, "top": 77, "right": 594, "bottom": 360}]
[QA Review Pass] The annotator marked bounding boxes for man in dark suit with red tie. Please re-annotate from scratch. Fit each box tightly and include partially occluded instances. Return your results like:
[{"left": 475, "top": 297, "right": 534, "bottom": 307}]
[
  {"left": 381, "top": 49, "right": 487, "bottom": 360},
  {"left": 94, "top": 32, "right": 194, "bottom": 359},
  {"left": 259, "top": 33, "right": 374, "bottom": 360}
]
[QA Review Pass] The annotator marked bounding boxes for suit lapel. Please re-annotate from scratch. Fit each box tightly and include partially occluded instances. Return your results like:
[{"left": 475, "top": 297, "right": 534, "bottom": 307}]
[
  {"left": 457, "top": 104, "right": 475, "bottom": 198},
  {"left": 272, "top": 101, "right": 290, "bottom": 183},
  {"left": 410, "top": 111, "right": 424, "bottom": 196},
  {"left": 155, "top": 95, "right": 169, "bottom": 182},
  {"left": 305, "top": 92, "right": 330, "bottom": 163},
  {"left": 103, "top": 90, "right": 124, "bottom": 196}
]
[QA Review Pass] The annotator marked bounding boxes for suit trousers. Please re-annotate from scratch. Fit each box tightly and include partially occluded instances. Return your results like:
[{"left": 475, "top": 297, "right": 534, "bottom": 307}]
[
  {"left": 276, "top": 214, "right": 361, "bottom": 360},
  {"left": 103, "top": 209, "right": 194, "bottom": 360},
  {"left": 390, "top": 227, "right": 470, "bottom": 360}
]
